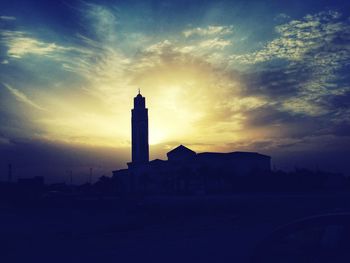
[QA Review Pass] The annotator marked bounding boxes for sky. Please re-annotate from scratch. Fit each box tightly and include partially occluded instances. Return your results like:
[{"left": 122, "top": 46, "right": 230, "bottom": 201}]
[{"left": 0, "top": 0, "right": 350, "bottom": 183}]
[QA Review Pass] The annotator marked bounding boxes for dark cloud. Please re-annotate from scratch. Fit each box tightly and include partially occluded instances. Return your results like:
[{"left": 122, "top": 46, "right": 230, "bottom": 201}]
[
  {"left": 326, "top": 90, "right": 350, "bottom": 110},
  {"left": 240, "top": 65, "right": 311, "bottom": 99},
  {"left": 329, "top": 121, "right": 350, "bottom": 137}
]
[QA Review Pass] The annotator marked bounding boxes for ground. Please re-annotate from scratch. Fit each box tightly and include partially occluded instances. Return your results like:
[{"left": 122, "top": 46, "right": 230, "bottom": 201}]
[{"left": 1, "top": 193, "right": 350, "bottom": 263}]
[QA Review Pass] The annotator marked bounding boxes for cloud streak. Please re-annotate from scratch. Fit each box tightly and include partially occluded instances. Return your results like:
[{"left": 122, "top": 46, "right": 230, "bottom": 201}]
[
  {"left": 3, "top": 83, "right": 46, "bottom": 111},
  {"left": 1, "top": 31, "right": 75, "bottom": 58},
  {"left": 0, "top": 15, "right": 16, "bottom": 21},
  {"left": 183, "top": 25, "right": 233, "bottom": 38}
]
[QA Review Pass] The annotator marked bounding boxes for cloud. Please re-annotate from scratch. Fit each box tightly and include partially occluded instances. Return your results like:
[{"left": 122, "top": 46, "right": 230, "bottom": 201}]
[
  {"left": 0, "top": 136, "right": 11, "bottom": 145},
  {"left": 81, "top": 2, "right": 118, "bottom": 42},
  {"left": 0, "top": 30, "right": 103, "bottom": 85},
  {"left": 140, "top": 37, "right": 231, "bottom": 70},
  {"left": 231, "top": 11, "right": 347, "bottom": 64},
  {"left": 44, "top": 8, "right": 349, "bottom": 151},
  {"left": 3, "top": 83, "right": 46, "bottom": 111},
  {"left": 274, "top": 13, "right": 290, "bottom": 22},
  {"left": 183, "top": 25, "right": 233, "bottom": 37},
  {"left": 0, "top": 16, "right": 16, "bottom": 21},
  {"left": 229, "top": 10, "right": 350, "bottom": 118},
  {"left": 1, "top": 3, "right": 349, "bottom": 166},
  {"left": 144, "top": 39, "right": 173, "bottom": 54},
  {"left": 199, "top": 38, "right": 231, "bottom": 49},
  {"left": 1, "top": 30, "right": 74, "bottom": 58},
  {"left": 1, "top": 1, "right": 350, "bottom": 178}
]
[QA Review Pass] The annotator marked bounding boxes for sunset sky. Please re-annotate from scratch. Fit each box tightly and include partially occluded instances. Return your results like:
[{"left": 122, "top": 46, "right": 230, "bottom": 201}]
[{"left": 1, "top": 0, "right": 350, "bottom": 182}]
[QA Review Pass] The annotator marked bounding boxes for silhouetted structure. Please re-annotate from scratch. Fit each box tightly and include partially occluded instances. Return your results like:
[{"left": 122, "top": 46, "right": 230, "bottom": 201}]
[
  {"left": 130, "top": 90, "right": 149, "bottom": 166},
  {"left": 112, "top": 92, "right": 272, "bottom": 194},
  {"left": 167, "top": 145, "right": 196, "bottom": 161},
  {"left": 114, "top": 144, "right": 271, "bottom": 194}
]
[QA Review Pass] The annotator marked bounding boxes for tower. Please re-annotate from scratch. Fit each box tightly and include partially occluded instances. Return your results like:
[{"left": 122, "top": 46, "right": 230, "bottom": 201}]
[{"left": 131, "top": 90, "right": 149, "bottom": 165}]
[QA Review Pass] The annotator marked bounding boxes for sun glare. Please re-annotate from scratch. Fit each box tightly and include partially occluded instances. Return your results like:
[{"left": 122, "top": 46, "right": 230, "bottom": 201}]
[{"left": 149, "top": 128, "right": 166, "bottom": 145}]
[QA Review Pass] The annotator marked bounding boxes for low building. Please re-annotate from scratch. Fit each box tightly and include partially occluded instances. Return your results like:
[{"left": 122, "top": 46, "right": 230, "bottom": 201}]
[{"left": 113, "top": 145, "right": 271, "bottom": 194}]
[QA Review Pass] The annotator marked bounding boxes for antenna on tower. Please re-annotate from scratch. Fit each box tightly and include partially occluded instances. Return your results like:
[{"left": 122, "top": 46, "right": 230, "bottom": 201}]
[{"left": 138, "top": 88, "right": 141, "bottom": 95}]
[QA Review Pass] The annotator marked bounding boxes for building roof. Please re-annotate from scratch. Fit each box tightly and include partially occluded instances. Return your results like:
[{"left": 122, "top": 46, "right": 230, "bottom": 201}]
[
  {"left": 167, "top": 145, "right": 196, "bottom": 156},
  {"left": 149, "top": 159, "right": 167, "bottom": 166},
  {"left": 197, "top": 151, "right": 270, "bottom": 160}
]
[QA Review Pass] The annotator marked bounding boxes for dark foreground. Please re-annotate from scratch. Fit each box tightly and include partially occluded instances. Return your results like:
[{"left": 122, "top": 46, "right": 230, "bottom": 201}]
[{"left": 1, "top": 192, "right": 350, "bottom": 263}]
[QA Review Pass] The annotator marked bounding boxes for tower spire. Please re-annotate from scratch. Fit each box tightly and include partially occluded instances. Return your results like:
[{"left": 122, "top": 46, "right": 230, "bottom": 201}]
[{"left": 131, "top": 90, "right": 149, "bottom": 165}]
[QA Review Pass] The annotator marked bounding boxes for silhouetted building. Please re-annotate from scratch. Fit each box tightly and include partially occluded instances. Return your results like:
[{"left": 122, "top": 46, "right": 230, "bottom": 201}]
[
  {"left": 130, "top": 90, "right": 149, "bottom": 166},
  {"left": 167, "top": 145, "right": 196, "bottom": 162},
  {"left": 112, "top": 92, "right": 272, "bottom": 194},
  {"left": 196, "top": 151, "right": 271, "bottom": 175}
]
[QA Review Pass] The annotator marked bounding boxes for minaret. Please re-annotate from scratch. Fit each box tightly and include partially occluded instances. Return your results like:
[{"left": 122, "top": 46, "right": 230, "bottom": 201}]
[{"left": 131, "top": 90, "right": 149, "bottom": 165}]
